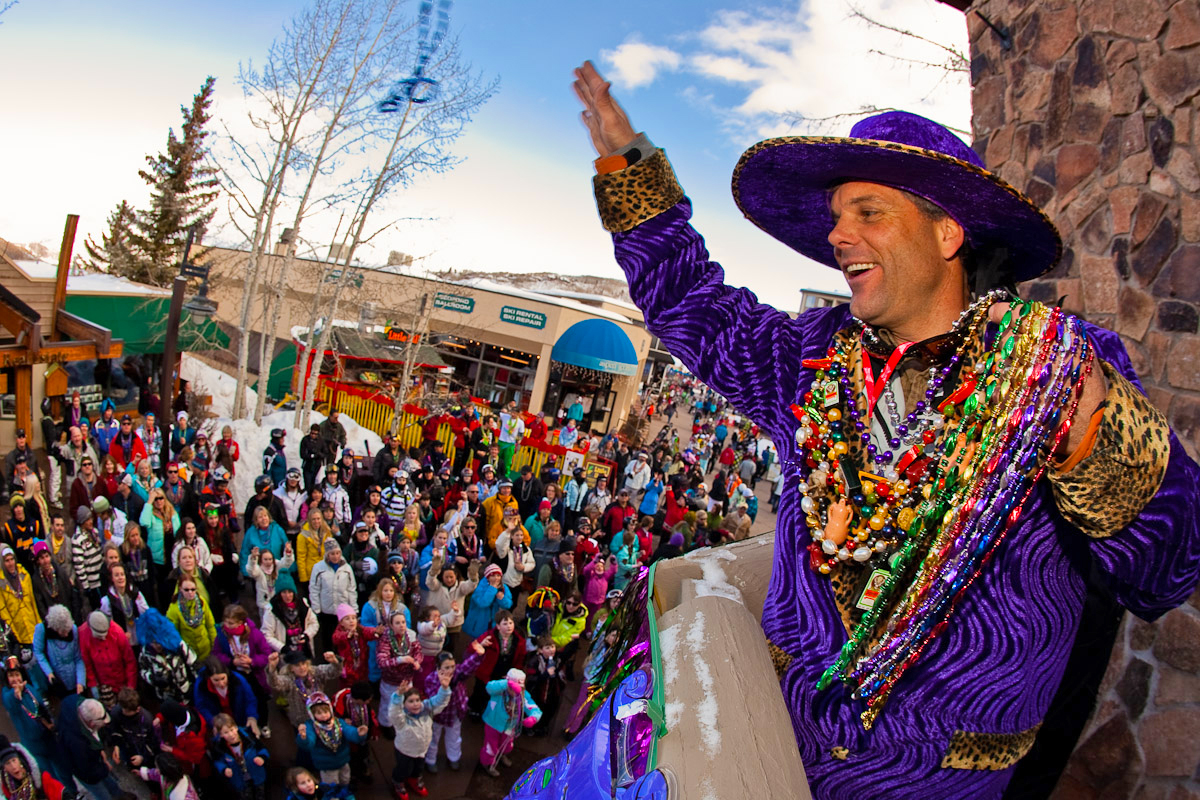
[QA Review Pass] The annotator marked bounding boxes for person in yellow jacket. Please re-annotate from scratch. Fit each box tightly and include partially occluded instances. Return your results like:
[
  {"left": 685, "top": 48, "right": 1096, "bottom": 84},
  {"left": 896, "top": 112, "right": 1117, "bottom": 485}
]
[
  {"left": 481, "top": 480, "right": 519, "bottom": 549},
  {"left": 297, "top": 508, "right": 333, "bottom": 594},
  {"left": 166, "top": 575, "right": 216, "bottom": 661},
  {"left": 0, "top": 545, "right": 40, "bottom": 646}
]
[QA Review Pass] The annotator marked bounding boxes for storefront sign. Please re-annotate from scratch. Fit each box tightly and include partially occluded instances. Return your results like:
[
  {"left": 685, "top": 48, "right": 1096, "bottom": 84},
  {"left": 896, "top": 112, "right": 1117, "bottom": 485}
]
[
  {"left": 434, "top": 292, "right": 474, "bottom": 313},
  {"left": 384, "top": 326, "right": 421, "bottom": 343},
  {"left": 324, "top": 267, "right": 364, "bottom": 288},
  {"left": 500, "top": 305, "right": 546, "bottom": 329}
]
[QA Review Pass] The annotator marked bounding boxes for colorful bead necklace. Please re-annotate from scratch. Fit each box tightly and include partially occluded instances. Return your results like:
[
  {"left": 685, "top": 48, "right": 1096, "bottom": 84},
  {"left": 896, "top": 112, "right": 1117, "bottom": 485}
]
[{"left": 794, "top": 299, "right": 1094, "bottom": 728}]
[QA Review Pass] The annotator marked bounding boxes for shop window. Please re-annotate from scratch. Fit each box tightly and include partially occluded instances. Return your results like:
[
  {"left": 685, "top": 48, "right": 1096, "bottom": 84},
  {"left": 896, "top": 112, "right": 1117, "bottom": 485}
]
[{"left": 0, "top": 394, "right": 14, "bottom": 420}]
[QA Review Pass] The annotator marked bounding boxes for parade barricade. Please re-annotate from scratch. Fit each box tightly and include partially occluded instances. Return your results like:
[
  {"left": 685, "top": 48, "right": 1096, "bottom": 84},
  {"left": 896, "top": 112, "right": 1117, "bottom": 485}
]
[{"left": 315, "top": 377, "right": 462, "bottom": 465}]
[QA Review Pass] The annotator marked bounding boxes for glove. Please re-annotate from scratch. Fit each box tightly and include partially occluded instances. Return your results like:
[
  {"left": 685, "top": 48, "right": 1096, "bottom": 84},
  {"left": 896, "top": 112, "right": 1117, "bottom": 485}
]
[{"left": 522, "top": 715, "right": 537, "bottom": 728}]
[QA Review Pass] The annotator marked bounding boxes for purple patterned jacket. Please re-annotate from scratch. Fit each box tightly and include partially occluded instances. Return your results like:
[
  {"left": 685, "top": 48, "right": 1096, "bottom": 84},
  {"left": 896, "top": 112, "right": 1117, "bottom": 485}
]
[{"left": 608, "top": 187, "right": 1200, "bottom": 799}]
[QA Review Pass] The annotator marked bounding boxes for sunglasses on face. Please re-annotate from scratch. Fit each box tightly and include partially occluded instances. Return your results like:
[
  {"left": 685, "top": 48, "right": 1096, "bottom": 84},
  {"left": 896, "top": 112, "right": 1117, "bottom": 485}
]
[{"left": 463, "top": 524, "right": 477, "bottom": 530}]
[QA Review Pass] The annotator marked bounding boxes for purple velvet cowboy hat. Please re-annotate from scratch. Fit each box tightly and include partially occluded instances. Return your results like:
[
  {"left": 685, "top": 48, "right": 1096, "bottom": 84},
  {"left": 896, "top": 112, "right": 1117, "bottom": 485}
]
[{"left": 731, "top": 111, "right": 1062, "bottom": 284}]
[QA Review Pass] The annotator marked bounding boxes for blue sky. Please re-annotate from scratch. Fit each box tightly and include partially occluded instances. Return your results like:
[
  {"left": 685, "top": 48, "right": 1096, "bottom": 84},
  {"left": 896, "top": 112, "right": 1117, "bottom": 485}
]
[{"left": 0, "top": 0, "right": 969, "bottom": 309}]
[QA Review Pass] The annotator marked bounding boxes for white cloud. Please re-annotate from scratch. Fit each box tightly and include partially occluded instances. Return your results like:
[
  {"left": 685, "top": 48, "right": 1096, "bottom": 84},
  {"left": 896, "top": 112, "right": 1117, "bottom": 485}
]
[
  {"left": 648, "top": 0, "right": 971, "bottom": 144},
  {"left": 600, "top": 38, "right": 684, "bottom": 90}
]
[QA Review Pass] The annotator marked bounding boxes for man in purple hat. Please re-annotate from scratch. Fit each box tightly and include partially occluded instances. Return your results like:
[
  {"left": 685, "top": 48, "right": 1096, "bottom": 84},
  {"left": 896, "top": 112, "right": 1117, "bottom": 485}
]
[{"left": 571, "top": 62, "right": 1200, "bottom": 799}]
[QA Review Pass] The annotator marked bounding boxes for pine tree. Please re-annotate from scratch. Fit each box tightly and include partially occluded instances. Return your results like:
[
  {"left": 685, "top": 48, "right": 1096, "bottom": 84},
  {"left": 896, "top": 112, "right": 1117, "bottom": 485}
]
[
  {"left": 126, "top": 76, "right": 220, "bottom": 285},
  {"left": 80, "top": 200, "right": 139, "bottom": 275}
]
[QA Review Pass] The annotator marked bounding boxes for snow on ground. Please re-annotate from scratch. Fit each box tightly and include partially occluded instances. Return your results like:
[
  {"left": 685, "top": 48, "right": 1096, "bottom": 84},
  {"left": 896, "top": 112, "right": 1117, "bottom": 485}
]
[
  {"left": 179, "top": 356, "right": 385, "bottom": 509},
  {"left": 181, "top": 354, "right": 258, "bottom": 419}
]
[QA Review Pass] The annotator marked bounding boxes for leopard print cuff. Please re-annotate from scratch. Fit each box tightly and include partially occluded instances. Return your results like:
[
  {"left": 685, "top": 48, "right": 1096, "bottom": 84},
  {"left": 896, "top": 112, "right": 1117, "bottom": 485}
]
[
  {"left": 593, "top": 149, "right": 685, "bottom": 233},
  {"left": 940, "top": 724, "right": 1042, "bottom": 770},
  {"left": 1049, "top": 361, "right": 1171, "bottom": 539}
]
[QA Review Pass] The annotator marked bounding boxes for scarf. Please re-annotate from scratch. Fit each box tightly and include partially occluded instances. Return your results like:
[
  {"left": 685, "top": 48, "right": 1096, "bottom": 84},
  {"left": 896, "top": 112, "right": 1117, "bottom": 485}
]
[
  {"left": 179, "top": 596, "right": 205, "bottom": 628},
  {"left": 3, "top": 567, "right": 23, "bottom": 600},
  {"left": 116, "top": 431, "right": 135, "bottom": 463},
  {"left": 311, "top": 718, "right": 343, "bottom": 752}
]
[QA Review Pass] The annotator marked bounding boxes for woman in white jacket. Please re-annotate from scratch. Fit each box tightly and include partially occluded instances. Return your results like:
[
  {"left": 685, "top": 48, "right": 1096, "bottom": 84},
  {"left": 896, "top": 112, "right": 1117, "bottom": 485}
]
[
  {"left": 493, "top": 517, "right": 535, "bottom": 607},
  {"left": 307, "top": 539, "right": 357, "bottom": 651}
]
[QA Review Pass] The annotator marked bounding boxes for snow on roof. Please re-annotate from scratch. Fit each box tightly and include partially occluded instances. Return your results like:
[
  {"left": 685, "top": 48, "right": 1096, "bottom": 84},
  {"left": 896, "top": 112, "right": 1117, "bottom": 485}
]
[
  {"left": 533, "top": 287, "right": 643, "bottom": 314},
  {"left": 67, "top": 273, "right": 172, "bottom": 296},
  {"left": 12, "top": 259, "right": 57, "bottom": 280},
  {"left": 447, "top": 277, "right": 634, "bottom": 324}
]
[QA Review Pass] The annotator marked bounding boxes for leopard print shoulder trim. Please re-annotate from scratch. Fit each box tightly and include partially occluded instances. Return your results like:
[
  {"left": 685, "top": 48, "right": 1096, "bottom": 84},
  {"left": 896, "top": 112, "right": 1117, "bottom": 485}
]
[
  {"left": 593, "top": 150, "right": 685, "bottom": 233},
  {"left": 940, "top": 724, "right": 1042, "bottom": 771},
  {"left": 765, "top": 638, "right": 794, "bottom": 680},
  {"left": 1048, "top": 361, "right": 1171, "bottom": 539}
]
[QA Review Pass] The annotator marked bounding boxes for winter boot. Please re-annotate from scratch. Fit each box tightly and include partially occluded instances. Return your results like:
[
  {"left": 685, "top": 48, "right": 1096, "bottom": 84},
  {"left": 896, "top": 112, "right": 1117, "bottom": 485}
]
[
  {"left": 424, "top": 761, "right": 438, "bottom": 774},
  {"left": 485, "top": 761, "right": 501, "bottom": 777},
  {"left": 500, "top": 754, "right": 514, "bottom": 767},
  {"left": 406, "top": 777, "right": 429, "bottom": 797},
  {"left": 392, "top": 782, "right": 409, "bottom": 800}
]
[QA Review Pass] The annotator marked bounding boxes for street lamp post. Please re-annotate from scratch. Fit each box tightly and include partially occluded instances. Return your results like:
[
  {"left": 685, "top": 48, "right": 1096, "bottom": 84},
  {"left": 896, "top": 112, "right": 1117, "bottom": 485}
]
[{"left": 158, "top": 228, "right": 218, "bottom": 468}]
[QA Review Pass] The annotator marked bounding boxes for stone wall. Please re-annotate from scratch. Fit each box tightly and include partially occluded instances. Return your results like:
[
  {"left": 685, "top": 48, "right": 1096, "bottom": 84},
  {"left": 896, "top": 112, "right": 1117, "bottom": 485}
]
[{"left": 966, "top": 0, "right": 1200, "bottom": 797}]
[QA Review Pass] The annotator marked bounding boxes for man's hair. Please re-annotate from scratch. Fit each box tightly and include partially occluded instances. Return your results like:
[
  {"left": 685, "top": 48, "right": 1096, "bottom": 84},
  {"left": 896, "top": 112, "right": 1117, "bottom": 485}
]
[
  {"left": 117, "top": 687, "right": 141, "bottom": 712},
  {"left": 901, "top": 189, "right": 976, "bottom": 279}
]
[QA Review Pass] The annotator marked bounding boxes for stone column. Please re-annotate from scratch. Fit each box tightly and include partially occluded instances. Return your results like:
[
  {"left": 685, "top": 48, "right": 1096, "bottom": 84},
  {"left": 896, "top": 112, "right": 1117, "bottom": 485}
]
[{"left": 967, "top": 0, "right": 1200, "bottom": 797}]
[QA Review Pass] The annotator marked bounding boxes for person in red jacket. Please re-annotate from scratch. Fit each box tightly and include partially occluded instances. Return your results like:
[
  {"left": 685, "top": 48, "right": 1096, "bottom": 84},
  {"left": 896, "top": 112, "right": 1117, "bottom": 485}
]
[
  {"left": 466, "top": 610, "right": 526, "bottom": 717},
  {"left": 0, "top": 737, "right": 68, "bottom": 800},
  {"left": 331, "top": 604, "right": 381, "bottom": 687},
  {"left": 599, "top": 490, "right": 636, "bottom": 547},
  {"left": 107, "top": 415, "right": 148, "bottom": 470},
  {"left": 154, "top": 698, "right": 211, "bottom": 778},
  {"left": 79, "top": 611, "right": 136, "bottom": 706}
]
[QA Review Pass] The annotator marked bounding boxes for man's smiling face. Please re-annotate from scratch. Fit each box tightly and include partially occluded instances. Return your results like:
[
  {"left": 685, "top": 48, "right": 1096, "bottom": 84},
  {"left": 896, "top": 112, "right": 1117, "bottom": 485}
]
[{"left": 828, "top": 181, "right": 964, "bottom": 341}]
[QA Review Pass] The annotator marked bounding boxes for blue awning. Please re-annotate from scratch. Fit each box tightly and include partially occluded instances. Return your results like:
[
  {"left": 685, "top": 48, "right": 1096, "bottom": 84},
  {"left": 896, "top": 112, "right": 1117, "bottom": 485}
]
[{"left": 551, "top": 319, "right": 638, "bottom": 376}]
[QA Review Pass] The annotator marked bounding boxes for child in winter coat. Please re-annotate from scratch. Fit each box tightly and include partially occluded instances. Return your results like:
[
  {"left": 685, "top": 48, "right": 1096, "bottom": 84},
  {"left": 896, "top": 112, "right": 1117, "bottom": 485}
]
[
  {"left": 422, "top": 648, "right": 481, "bottom": 773},
  {"left": 138, "top": 753, "right": 200, "bottom": 800},
  {"left": 284, "top": 767, "right": 353, "bottom": 800},
  {"left": 332, "top": 682, "right": 378, "bottom": 787},
  {"left": 480, "top": 668, "right": 541, "bottom": 777},
  {"left": 266, "top": 650, "right": 343, "bottom": 729},
  {"left": 375, "top": 610, "right": 421, "bottom": 735},
  {"left": 582, "top": 555, "right": 617, "bottom": 632},
  {"left": 387, "top": 674, "right": 452, "bottom": 799},
  {"left": 331, "top": 604, "right": 381, "bottom": 686},
  {"left": 247, "top": 545, "right": 295, "bottom": 619},
  {"left": 361, "top": 579, "right": 410, "bottom": 685},
  {"left": 524, "top": 635, "right": 566, "bottom": 736},
  {"left": 295, "top": 692, "right": 367, "bottom": 787},
  {"left": 461, "top": 564, "right": 512, "bottom": 640},
  {"left": 414, "top": 606, "right": 446, "bottom": 683},
  {"left": 211, "top": 713, "right": 268, "bottom": 800},
  {"left": 108, "top": 687, "right": 159, "bottom": 773},
  {"left": 467, "top": 610, "right": 526, "bottom": 716}
]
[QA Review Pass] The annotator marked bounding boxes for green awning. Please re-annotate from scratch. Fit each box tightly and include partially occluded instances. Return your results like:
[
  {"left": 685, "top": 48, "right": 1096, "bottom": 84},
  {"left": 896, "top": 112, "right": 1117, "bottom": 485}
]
[{"left": 64, "top": 294, "right": 229, "bottom": 354}]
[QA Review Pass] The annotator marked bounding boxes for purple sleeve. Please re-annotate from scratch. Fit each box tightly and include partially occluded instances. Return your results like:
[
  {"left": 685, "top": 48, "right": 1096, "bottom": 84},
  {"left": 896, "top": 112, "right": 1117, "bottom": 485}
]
[
  {"left": 1082, "top": 326, "right": 1200, "bottom": 619},
  {"left": 611, "top": 199, "right": 848, "bottom": 442}
]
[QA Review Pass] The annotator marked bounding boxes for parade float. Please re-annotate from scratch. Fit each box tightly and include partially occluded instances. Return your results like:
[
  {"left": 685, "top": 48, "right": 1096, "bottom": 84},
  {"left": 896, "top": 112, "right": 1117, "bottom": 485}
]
[{"left": 507, "top": 535, "right": 812, "bottom": 800}]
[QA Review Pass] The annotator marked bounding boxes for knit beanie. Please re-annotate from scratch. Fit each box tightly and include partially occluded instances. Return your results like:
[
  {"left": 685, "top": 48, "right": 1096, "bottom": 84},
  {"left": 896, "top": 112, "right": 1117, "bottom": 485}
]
[
  {"left": 336, "top": 603, "right": 357, "bottom": 621},
  {"left": 87, "top": 610, "right": 110, "bottom": 638}
]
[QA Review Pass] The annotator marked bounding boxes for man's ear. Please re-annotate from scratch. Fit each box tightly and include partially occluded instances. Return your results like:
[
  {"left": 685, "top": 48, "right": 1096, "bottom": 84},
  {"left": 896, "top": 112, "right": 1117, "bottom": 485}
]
[{"left": 939, "top": 217, "right": 966, "bottom": 261}]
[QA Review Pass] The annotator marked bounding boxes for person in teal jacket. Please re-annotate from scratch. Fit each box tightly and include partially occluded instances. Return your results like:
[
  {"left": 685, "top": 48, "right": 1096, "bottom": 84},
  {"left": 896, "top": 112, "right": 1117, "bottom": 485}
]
[
  {"left": 461, "top": 564, "right": 512, "bottom": 640},
  {"left": 1, "top": 666, "right": 61, "bottom": 782},
  {"left": 139, "top": 488, "right": 180, "bottom": 569},
  {"left": 295, "top": 692, "right": 366, "bottom": 786},
  {"left": 240, "top": 506, "right": 290, "bottom": 578},
  {"left": 480, "top": 668, "right": 541, "bottom": 776}
]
